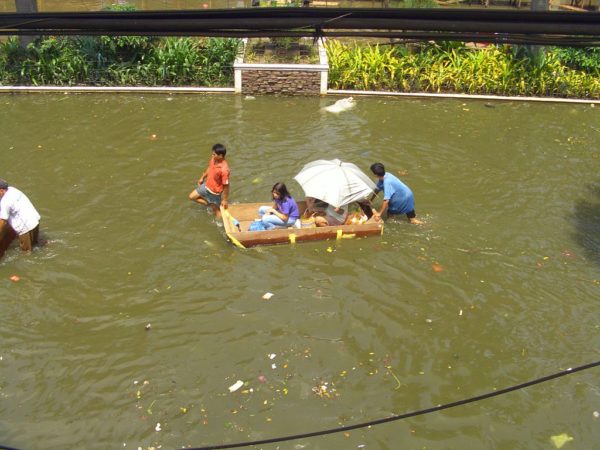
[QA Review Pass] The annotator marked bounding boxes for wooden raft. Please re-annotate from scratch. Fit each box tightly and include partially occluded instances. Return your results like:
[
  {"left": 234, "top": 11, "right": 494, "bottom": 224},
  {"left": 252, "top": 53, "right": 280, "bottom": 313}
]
[{"left": 220, "top": 201, "right": 383, "bottom": 248}]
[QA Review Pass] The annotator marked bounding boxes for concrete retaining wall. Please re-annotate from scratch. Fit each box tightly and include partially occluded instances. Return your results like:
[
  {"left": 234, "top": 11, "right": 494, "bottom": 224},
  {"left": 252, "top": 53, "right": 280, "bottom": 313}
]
[
  {"left": 234, "top": 38, "right": 329, "bottom": 96},
  {"left": 241, "top": 69, "right": 321, "bottom": 96}
]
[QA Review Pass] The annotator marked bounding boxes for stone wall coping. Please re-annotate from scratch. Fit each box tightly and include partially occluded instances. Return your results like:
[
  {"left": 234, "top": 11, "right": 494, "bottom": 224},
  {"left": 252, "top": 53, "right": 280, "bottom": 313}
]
[{"left": 234, "top": 63, "right": 328, "bottom": 72}]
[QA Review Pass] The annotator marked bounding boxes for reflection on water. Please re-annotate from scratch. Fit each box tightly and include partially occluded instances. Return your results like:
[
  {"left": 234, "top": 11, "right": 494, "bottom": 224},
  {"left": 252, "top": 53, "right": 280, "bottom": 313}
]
[{"left": 0, "top": 93, "right": 598, "bottom": 450}]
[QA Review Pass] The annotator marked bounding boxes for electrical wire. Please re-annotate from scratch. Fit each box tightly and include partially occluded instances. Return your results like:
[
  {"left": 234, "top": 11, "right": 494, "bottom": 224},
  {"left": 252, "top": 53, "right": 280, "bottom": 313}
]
[{"left": 187, "top": 360, "right": 600, "bottom": 450}]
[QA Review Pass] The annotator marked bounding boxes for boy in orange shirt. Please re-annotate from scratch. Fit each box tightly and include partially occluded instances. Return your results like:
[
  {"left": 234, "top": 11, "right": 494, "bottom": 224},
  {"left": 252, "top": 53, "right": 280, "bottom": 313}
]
[{"left": 188, "top": 144, "right": 230, "bottom": 218}]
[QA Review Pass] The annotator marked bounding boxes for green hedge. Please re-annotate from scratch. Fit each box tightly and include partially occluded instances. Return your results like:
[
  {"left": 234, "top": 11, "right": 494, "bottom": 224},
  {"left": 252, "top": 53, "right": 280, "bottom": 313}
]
[
  {"left": 2, "top": 35, "right": 600, "bottom": 99},
  {"left": 325, "top": 40, "right": 600, "bottom": 99},
  {"left": 0, "top": 35, "right": 240, "bottom": 87}
]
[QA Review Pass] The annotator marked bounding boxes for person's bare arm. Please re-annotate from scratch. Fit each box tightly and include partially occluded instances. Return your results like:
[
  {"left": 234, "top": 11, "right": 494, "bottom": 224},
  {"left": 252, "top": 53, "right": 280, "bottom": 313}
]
[
  {"left": 197, "top": 168, "right": 208, "bottom": 185},
  {"left": 0, "top": 219, "right": 8, "bottom": 239},
  {"left": 221, "top": 185, "right": 229, "bottom": 209},
  {"left": 372, "top": 199, "right": 389, "bottom": 221}
]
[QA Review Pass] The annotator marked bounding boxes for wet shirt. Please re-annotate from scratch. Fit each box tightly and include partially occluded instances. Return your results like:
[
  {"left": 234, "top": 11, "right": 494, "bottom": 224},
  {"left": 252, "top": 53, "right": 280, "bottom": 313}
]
[
  {"left": 206, "top": 158, "right": 230, "bottom": 195},
  {"left": 0, "top": 186, "right": 40, "bottom": 235},
  {"left": 275, "top": 196, "right": 300, "bottom": 221},
  {"left": 377, "top": 173, "right": 415, "bottom": 214}
]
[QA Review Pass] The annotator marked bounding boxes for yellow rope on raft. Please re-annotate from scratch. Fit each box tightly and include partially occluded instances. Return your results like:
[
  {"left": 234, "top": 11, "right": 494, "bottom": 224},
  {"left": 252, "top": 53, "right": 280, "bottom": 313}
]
[
  {"left": 289, "top": 233, "right": 296, "bottom": 244},
  {"left": 337, "top": 229, "right": 356, "bottom": 240},
  {"left": 227, "top": 233, "right": 246, "bottom": 249},
  {"left": 222, "top": 209, "right": 246, "bottom": 249}
]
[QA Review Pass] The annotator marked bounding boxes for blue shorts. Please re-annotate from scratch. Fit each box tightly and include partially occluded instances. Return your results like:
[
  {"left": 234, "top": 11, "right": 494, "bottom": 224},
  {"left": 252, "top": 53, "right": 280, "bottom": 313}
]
[{"left": 196, "top": 183, "right": 222, "bottom": 206}]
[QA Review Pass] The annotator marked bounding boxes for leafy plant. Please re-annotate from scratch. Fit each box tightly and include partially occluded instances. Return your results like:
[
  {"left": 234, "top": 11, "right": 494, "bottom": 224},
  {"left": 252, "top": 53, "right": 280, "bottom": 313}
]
[
  {"left": 0, "top": 35, "right": 240, "bottom": 87},
  {"left": 553, "top": 47, "right": 600, "bottom": 73},
  {"left": 150, "top": 37, "right": 202, "bottom": 85},
  {"left": 325, "top": 40, "right": 600, "bottom": 99},
  {"left": 270, "top": 37, "right": 298, "bottom": 50},
  {"left": 402, "top": 0, "right": 438, "bottom": 8},
  {"left": 102, "top": 3, "right": 137, "bottom": 11}
]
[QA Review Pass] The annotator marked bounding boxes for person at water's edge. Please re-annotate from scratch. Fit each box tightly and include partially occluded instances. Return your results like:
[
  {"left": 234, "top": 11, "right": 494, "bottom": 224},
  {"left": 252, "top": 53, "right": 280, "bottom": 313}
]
[
  {"left": 369, "top": 163, "right": 423, "bottom": 225},
  {"left": 0, "top": 178, "right": 41, "bottom": 259},
  {"left": 188, "top": 144, "right": 230, "bottom": 219}
]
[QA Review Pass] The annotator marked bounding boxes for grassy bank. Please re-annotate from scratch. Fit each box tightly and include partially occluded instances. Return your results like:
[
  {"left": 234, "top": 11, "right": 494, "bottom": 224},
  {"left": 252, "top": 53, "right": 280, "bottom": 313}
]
[
  {"left": 1, "top": 34, "right": 599, "bottom": 99},
  {"left": 0, "top": 35, "right": 240, "bottom": 87},
  {"left": 326, "top": 40, "right": 600, "bottom": 99}
]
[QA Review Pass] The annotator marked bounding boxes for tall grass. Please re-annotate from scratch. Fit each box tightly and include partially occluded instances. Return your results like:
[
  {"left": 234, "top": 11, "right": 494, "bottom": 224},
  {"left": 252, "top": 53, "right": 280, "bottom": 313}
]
[
  {"left": 326, "top": 40, "right": 600, "bottom": 99},
  {"left": 2, "top": 35, "right": 599, "bottom": 98},
  {"left": 0, "top": 35, "right": 240, "bottom": 87}
]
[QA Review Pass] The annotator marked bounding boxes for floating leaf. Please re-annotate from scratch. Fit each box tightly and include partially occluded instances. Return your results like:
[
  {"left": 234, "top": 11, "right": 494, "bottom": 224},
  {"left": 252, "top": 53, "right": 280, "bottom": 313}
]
[
  {"left": 432, "top": 263, "right": 444, "bottom": 273},
  {"left": 551, "top": 433, "right": 573, "bottom": 449}
]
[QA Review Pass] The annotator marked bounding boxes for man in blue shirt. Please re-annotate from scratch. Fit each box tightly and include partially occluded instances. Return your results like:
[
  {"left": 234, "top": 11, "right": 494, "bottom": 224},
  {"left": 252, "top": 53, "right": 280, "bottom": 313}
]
[{"left": 370, "top": 163, "right": 423, "bottom": 224}]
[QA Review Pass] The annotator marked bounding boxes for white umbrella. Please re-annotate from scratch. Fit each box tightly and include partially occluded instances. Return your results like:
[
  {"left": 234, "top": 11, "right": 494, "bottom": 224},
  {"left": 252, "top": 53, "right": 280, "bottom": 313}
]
[{"left": 294, "top": 159, "right": 376, "bottom": 208}]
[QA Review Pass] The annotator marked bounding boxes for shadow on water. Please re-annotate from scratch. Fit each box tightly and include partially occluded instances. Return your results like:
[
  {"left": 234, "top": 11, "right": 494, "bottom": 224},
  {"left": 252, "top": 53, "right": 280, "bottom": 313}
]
[{"left": 572, "top": 181, "right": 600, "bottom": 266}]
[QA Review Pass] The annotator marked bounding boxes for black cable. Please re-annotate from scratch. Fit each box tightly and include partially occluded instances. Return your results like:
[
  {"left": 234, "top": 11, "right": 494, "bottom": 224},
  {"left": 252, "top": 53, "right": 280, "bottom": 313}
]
[
  {"left": 187, "top": 360, "right": 600, "bottom": 450},
  {"left": 0, "top": 8, "right": 599, "bottom": 39},
  {"left": 0, "top": 29, "right": 598, "bottom": 47}
]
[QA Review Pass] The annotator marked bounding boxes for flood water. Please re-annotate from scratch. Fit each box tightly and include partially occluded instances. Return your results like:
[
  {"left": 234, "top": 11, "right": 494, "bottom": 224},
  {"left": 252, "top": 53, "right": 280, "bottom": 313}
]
[{"left": 0, "top": 93, "right": 598, "bottom": 450}]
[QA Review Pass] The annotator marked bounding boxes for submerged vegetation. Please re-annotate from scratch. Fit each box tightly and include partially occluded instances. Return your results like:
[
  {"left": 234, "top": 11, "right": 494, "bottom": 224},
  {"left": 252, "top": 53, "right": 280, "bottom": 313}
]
[
  {"left": 325, "top": 40, "right": 600, "bottom": 99},
  {"left": 0, "top": 35, "right": 240, "bottom": 87}
]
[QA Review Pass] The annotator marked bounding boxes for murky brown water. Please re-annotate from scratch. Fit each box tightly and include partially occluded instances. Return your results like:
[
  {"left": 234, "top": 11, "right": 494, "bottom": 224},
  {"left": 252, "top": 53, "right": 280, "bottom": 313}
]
[{"left": 0, "top": 93, "right": 598, "bottom": 450}]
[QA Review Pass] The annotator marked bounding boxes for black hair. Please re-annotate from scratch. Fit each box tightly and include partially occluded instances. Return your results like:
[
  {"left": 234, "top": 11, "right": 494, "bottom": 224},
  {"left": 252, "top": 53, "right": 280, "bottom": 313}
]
[
  {"left": 272, "top": 182, "right": 291, "bottom": 200},
  {"left": 370, "top": 162, "right": 386, "bottom": 177},
  {"left": 212, "top": 143, "right": 226, "bottom": 157},
  {"left": 0, "top": 179, "right": 8, "bottom": 190}
]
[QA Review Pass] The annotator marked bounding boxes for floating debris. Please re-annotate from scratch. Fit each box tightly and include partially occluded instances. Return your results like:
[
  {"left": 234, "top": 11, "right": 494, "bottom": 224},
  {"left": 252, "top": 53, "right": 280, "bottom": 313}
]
[
  {"left": 550, "top": 433, "right": 573, "bottom": 449},
  {"left": 324, "top": 97, "right": 355, "bottom": 114},
  {"left": 431, "top": 263, "right": 444, "bottom": 273},
  {"left": 312, "top": 379, "right": 337, "bottom": 398},
  {"left": 228, "top": 380, "right": 244, "bottom": 393}
]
